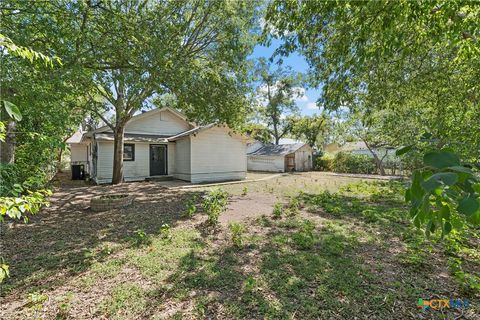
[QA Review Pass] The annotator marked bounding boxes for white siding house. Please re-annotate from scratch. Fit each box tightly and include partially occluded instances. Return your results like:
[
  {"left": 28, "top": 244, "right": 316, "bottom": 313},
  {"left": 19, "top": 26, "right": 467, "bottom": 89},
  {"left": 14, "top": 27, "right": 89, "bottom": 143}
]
[
  {"left": 68, "top": 108, "right": 250, "bottom": 184},
  {"left": 247, "top": 142, "right": 313, "bottom": 172}
]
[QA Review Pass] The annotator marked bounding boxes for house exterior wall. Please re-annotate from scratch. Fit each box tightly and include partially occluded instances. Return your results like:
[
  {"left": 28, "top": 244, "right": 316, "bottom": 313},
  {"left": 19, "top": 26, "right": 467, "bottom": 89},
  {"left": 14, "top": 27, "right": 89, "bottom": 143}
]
[
  {"left": 189, "top": 127, "right": 247, "bottom": 183},
  {"left": 125, "top": 110, "right": 189, "bottom": 135},
  {"left": 247, "top": 155, "right": 285, "bottom": 172},
  {"left": 70, "top": 144, "right": 88, "bottom": 162},
  {"left": 294, "top": 145, "right": 313, "bottom": 171},
  {"left": 173, "top": 137, "right": 191, "bottom": 181},
  {"left": 95, "top": 141, "right": 175, "bottom": 183}
]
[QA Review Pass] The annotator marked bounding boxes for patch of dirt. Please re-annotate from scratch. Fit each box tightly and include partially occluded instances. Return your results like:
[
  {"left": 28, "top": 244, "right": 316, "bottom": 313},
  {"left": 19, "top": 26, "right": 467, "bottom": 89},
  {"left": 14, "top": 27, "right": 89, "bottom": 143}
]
[{"left": 219, "top": 193, "right": 280, "bottom": 225}]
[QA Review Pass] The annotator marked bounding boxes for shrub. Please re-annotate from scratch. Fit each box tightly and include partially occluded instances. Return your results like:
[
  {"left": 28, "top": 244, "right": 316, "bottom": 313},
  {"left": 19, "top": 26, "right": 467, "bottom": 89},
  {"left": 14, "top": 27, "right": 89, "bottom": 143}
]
[
  {"left": 332, "top": 151, "right": 376, "bottom": 174},
  {"left": 202, "top": 188, "right": 228, "bottom": 225},
  {"left": 241, "top": 186, "right": 248, "bottom": 196},
  {"left": 229, "top": 222, "right": 246, "bottom": 248},
  {"left": 314, "top": 154, "right": 334, "bottom": 171},
  {"left": 272, "top": 202, "right": 283, "bottom": 219}
]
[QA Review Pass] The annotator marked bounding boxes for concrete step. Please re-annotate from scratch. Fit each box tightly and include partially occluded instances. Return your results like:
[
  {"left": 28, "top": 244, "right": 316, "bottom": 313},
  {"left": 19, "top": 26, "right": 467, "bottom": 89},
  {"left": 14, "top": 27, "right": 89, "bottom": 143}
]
[{"left": 145, "top": 175, "right": 174, "bottom": 181}]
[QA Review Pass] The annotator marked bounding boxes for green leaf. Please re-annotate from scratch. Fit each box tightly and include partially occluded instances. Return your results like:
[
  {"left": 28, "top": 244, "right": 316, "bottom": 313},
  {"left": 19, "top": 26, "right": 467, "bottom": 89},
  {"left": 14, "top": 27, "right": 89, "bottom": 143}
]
[
  {"left": 423, "top": 151, "right": 460, "bottom": 169},
  {"left": 443, "top": 221, "right": 452, "bottom": 235},
  {"left": 2, "top": 100, "right": 22, "bottom": 121},
  {"left": 440, "top": 205, "right": 450, "bottom": 220},
  {"left": 447, "top": 166, "right": 473, "bottom": 174},
  {"left": 458, "top": 196, "right": 479, "bottom": 216},
  {"left": 421, "top": 172, "right": 458, "bottom": 192},
  {"left": 396, "top": 145, "right": 413, "bottom": 156}
]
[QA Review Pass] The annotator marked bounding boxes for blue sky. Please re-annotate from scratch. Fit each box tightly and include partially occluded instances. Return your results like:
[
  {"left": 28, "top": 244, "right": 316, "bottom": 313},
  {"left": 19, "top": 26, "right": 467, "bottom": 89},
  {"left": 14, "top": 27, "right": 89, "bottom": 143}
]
[{"left": 249, "top": 39, "right": 322, "bottom": 116}]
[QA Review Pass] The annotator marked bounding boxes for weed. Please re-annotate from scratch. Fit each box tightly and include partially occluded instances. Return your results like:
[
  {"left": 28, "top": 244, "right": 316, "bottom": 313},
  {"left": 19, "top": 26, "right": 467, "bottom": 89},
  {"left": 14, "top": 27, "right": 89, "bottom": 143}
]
[
  {"left": 130, "top": 229, "right": 151, "bottom": 247},
  {"left": 27, "top": 291, "right": 48, "bottom": 316},
  {"left": 160, "top": 223, "right": 172, "bottom": 240},
  {"left": 229, "top": 223, "right": 246, "bottom": 248},
  {"left": 292, "top": 220, "right": 316, "bottom": 250},
  {"left": 185, "top": 195, "right": 198, "bottom": 217},
  {"left": 202, "top": 188, "right": 228, "bottom": 225},
  {"left": 272, "top": 202, "right": 283, "bottom": 219},
  {"left": 243, "top": 275, "right": 257, "bottom": 292},
  {"left": 286, "top": 197, "right": 300, "bottom": 216},
  {"left": 242, "top": 186, "right": 248, "bottom": 196},
  {"left": 55, "top": 292, "right": 74, "bottom": 319}
]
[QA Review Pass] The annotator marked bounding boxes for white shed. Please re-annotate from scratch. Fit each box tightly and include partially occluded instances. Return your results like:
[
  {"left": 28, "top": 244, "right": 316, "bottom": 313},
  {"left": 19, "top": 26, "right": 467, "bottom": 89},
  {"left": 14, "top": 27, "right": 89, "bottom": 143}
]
[{"left": 247, "top": 143, "right": 313, "bottom": 173}]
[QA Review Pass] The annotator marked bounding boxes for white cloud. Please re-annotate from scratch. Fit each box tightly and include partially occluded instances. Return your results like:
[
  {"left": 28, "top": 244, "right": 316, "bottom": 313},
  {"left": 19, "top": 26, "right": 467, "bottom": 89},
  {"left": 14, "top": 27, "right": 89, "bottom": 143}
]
[
  {"left": 295, "top": 87, "right": 308, "bottom": 102},
  {"left": 306, "top": 102, "right": 318, "bottom": 110}
]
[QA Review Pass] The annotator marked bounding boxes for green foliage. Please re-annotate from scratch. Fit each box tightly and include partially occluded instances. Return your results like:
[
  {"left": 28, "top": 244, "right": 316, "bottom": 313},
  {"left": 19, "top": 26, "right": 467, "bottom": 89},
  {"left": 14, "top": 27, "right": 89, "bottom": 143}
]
[
  {"left": 0, "top": 258, "right": 9, "bottom": 283},
  {"left": 0, "top": 163, "right": 19, "bottom": 196},
  {"left": 292, "top": 220, "right": 316, "bottom": 250},
  {"left": 130, "top": 229, "right": 151, "bottom": 247},
  {"left": 332, "top": 152, "right": 376, "bottom": 174},
  {"left": 405, "top": 150, "right": 480, "bottom": 237},
  {"left": 0, "top": 190, "right": 51, "bottom": 223},
  {"left": 202, "top": 188, "right": 229, "bottom": 226},
  {"left": 242, "top": 186, "right": 248, "bottom": 196},
  {"left": 314, "top": 154, "right": 334, "bottom": 171},
  {"left": 254, "top": 58, "right": 303, "bottom": 144},
  {"left": 272, "top": 202, "right": 283, "bottom": 219},
  {"left": 0, "top": 33, "right": 59, "bottom": 66},
  {"left": 229, "top": 223, "right": 246, "bottom": 248},
  {"left": 286, "top": 197, "right": 300, "bottom": 216},
  {"left": 242, "top": 275, "right": 258, "bottom": 293},
  {"left": 289, "top": 114, "right": 330, "bottom": 149},
  {"left": 184, "top": 195, "right": 198, "bottom": 218},
  {"left": 266, "top": 1, "right": 480, "bottom": 164},
  {"left": 159, "top": 224, "right": 172, "bottom": 241}
]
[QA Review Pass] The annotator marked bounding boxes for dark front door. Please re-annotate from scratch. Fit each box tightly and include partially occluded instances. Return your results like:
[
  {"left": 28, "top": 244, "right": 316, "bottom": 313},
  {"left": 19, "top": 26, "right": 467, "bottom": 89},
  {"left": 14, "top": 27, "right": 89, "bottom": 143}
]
[{"left": 150, "top": 145, "right": 167, "bottom": 176}]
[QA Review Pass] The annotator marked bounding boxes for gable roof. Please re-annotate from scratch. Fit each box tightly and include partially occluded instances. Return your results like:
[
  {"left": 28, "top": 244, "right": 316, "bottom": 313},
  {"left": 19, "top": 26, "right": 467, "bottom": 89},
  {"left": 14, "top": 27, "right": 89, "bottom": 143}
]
[
  {"left": 66, "top": 131, "right": 84, "bottom": 144},
  {"left": 167, "top": 124, "right": 215, "bottom": 141},
  {"left": 95, "top": 107, "right": 191, "bottom": 133},
  {"left": 248, "top": 143, "right": 307, "bottom": 156}
]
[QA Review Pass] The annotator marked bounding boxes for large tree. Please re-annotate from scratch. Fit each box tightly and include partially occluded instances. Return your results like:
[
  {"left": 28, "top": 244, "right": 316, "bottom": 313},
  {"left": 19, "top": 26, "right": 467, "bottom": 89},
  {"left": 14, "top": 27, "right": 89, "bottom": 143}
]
[
  {"left": 265, "top": 0, "right": 480, "bottom": 160},
  {"left": 289, "top": 113, "right": 329, "bottom": 150},
  {"left": 254, "top": 58, "right": 303, "bottom": 145},
  {"left": 3, "top": 0, "right": 260, "bottom": 184}
]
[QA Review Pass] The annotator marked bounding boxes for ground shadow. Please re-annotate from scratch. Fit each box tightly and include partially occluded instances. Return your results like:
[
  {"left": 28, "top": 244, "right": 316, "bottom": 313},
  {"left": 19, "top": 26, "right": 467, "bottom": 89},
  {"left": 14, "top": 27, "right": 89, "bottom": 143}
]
[{"left": 1, "top": 179, "right": 203, "bottom": 298}]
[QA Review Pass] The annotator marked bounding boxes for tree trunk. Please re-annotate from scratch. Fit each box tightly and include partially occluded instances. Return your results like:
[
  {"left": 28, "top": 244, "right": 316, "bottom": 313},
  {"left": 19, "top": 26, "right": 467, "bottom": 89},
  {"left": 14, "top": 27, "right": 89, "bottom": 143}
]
[
  {"left": 0, "top": 120, "right": 16, "bottom": 164},
  {"left": 373, "top": 154, "right": 386, "bottom": 176},
  {"left": 112, "top": 125, "right": 125, "bottom": 184},
  {"left": 362, "top": 139, "right": 386, "bottom": 176}
]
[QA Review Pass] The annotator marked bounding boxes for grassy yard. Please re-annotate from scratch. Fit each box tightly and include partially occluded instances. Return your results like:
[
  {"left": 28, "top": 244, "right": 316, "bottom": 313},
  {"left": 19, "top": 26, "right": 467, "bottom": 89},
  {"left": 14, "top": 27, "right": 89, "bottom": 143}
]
[{"left": 0, "top": 173, "right": 478, "bottom": 319}]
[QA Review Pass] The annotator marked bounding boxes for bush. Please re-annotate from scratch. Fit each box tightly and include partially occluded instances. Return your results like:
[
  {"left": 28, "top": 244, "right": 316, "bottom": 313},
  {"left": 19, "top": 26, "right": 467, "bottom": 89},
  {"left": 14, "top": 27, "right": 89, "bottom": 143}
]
[
  {"left": 314, "top": 154, "right": 334, "bottom": 171},
  {"left": 332, "top": 151, "right": 376, "bottom": 174}
]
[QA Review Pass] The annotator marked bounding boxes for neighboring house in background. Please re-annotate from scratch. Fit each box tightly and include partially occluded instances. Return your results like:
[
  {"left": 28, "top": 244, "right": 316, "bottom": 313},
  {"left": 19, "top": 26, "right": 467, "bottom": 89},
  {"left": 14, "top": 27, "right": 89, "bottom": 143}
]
[
  {"left": 67, "top": 107, "right": 250, "bottom": 184},
  {"left": 324, "top": 142, "right": 397, "bottom": 158},
  {"left": 247, "top": 142, "right": 313, "bottom": 172}
]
